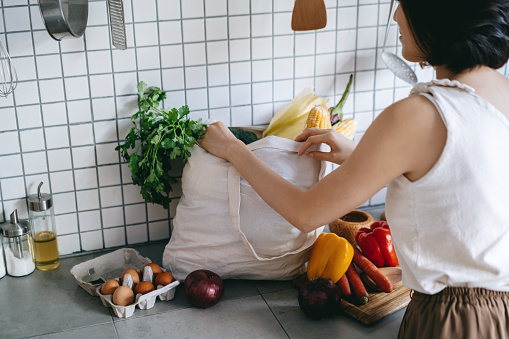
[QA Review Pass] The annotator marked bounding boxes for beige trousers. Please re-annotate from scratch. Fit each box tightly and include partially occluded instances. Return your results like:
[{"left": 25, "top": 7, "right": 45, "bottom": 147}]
[{"left": 398, "top": 287, "right": 509, "bottom": 339}]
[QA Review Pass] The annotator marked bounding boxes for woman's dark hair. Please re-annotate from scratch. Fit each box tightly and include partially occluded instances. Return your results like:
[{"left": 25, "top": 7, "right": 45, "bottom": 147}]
[{"left": 398, "top": 0, "right": 509, "bottom": 74}]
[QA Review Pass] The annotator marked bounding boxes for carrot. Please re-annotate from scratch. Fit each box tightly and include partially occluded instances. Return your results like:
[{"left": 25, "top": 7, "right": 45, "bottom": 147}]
[
  {"left": 353, "top": 248, "right": 393, "bottom": 293},
  {"left": 345, "top": 263, "right": 369, "bottom": 305},
  {"left": 336, "top": 273, "right": 351, "bottom": 297}
]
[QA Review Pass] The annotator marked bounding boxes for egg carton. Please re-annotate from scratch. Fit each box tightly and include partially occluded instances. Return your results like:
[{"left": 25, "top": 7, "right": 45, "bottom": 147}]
[
  {"left": 70, "top": 247, "right": 180, "bottom": 318},
  {"left": 70, "top": 248, "right": 152, "bottom": 296},
  {"left": 96, "top": 278, "right": 180, "bottom": 318}
]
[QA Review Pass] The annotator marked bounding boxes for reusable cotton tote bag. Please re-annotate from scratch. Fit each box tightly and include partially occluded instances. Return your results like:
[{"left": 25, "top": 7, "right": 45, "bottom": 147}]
[{"left": 162, "top": 127, "right": 329, "bottom": 281}]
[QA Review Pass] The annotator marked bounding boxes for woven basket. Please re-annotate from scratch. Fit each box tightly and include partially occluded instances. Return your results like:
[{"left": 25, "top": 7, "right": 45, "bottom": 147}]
[{"left": 329, "top": 210, "right": 374, "bottom": 247}]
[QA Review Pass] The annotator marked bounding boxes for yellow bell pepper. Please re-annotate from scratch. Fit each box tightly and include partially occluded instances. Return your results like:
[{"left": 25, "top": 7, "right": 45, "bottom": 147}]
[{"left": 307, "top": 233, "right": 354, "bottom": 283}]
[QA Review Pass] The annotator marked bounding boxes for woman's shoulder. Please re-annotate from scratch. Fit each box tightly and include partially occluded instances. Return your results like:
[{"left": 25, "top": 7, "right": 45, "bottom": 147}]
[
  {"left": 371, "top": 94, "right": 447, "bottom": 181},
  {"left": 390, "top": 94, "right": 436, "bottom": 112},
  {"left": 377, "top": 94, "right": 441, "bottom": 133}
]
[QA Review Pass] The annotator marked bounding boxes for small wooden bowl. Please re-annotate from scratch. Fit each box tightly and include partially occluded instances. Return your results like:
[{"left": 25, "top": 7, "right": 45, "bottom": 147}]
[{"left": 329, "top": 209, "right": 374, "bottom": 247}]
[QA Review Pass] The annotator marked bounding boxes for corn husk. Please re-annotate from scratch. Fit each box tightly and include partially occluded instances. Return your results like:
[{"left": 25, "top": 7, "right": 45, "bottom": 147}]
[
  {"left": 262, "top": 87, "right": 314, "bottom": 138},
  {"left": 265, "top": 113, "right": 308, "bottom": 140},
  {"left": 263, "top": 87, "right": 328, "bottom": 140}
]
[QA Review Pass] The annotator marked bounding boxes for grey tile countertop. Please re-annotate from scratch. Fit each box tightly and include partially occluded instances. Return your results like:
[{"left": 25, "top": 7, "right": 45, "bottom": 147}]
[{"left": 0, "top": 206, "right": 405, "bottom": 339}]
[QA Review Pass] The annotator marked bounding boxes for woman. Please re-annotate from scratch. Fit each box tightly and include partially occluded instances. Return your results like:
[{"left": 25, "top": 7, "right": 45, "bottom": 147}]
[{"left": 199, "top": 0, "right": 509, "bottom": 337}]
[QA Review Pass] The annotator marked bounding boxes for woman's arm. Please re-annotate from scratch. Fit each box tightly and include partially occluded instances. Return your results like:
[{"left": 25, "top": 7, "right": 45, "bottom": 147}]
[{"left": 199, "top": 95, "right": 444, "bottom": 232}]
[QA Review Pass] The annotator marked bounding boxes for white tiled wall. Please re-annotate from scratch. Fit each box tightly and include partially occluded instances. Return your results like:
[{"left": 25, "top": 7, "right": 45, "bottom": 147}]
[{"left": 0, "top": 0, "right": 507, "bottom": 256}]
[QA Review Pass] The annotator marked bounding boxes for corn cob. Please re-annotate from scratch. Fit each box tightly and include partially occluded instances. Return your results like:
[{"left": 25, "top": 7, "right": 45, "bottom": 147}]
[
  {"left": 304, "top": 104, "right": 331, "bottom": 129},
  {"left": 333, "top": 118, "right": 357, "bottom": 140}
]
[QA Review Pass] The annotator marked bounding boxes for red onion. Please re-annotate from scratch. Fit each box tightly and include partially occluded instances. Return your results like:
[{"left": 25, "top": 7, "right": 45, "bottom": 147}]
[
  {"left": 184, "top": 269, "right": 224, "bottom": 308},
  {"left": 298, "top": 277, "right": 341, "bottom": 319}
]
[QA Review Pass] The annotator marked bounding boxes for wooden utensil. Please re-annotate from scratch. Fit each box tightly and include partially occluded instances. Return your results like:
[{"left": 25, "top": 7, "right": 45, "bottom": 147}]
[{"left": 291, "top": 0, "right": 327, "bottom": 31}]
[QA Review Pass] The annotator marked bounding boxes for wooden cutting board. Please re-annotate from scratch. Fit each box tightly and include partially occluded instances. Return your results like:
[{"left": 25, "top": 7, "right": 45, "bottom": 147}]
[
  {"left": 293, "top": 273, "right": 411, "bottom": 325},
  {"left": 340, "top": 280, "right": 410, "bottom": 325}
]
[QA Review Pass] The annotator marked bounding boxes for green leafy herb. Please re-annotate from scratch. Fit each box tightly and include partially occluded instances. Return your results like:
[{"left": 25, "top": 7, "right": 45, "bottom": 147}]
[{"left": 115, "top": 82, "right": 206, "bottom": 209}]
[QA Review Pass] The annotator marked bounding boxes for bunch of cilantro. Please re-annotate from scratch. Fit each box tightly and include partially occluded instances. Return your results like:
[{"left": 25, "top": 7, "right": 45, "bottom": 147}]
[{"left": 116, "top": 82, "right": 206, "bottom": 209}]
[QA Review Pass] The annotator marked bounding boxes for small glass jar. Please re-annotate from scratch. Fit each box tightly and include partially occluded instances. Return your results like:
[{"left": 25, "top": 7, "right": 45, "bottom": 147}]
[
  {"left": 1, "top": 210, "right": 35, "bottom": 277},
  {"left": 28, "top": 182, "right": 60, "bottom": 271},
  {"left": 0, "top": 235, "right": 6, "bottom": 279}
]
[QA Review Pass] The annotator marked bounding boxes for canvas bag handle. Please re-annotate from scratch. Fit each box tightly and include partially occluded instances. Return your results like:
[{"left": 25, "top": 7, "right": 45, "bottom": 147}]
[{"left": 227, "top": 137, "right": 327, "bottom": 261}]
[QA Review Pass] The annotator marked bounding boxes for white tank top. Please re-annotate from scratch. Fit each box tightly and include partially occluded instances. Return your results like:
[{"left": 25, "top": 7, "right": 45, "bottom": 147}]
[{"left": 385, "top": 79, "right": 509, "bottom": 295}]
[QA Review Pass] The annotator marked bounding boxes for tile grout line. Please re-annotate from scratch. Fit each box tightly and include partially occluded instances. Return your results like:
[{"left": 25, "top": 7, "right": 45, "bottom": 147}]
[
  {"left": 1, "top": 195, "right": 178, "bottom": 213},
  {"left": 250, "top": 0, "right": 254, "bottom": 126},
  {"left": 270, "top": 0, "right": 275, "bottom": 120},
  {"left": 0, "top": 0, "right": 7, "bottom": 223},
  {"left": 291, "top": 4, "right": 296, "bottom": 101},
  {"left": 333, "top": 1, "right": 339, "bottom": 107},
  {"left": 0, "top": 71, "right": 405, "bottom": 119},
  {"left": 389, "top": 3, "right": 398, "bottom": 103},
  {"left": 105, "top": 1, "right": 129, "bottom": 251},
  {"left": 202, "top": 0, "right": 211, "bottom": 121},
  {"left": 2, "top": 3, "right": 382, "bottom": 26},
  {"left": 352, "top": 0, "right": 361, "bottom": 124},
  {"left": 81, "top": 11, "right": 107, "bottom": 250},
  {"left": 129, "top": 0, "right": 152, "bottom": 245},
  {"left": 226, "top": 0, "right": 233, "bottom": 127},
  {"left": 368, "top": 0, "right": 383, "bottom": 206},
  {"left": 178, "top": 1, "right": 188, "bottom": 109},
  {"left": 55, "top": 37, "right": 83, "bottom": 251},
  {"left": 8, "top": 36, "right": 405, "bottom": 64},
  {"left": 259, "top": 293, "right": 291, "bottom": 339},
  {"left": 372, "top": 0, "right": 382, "bottom": 122},
  {"left": 25, "top": 0, "right": 53, "bottom": 220},
  {"left": 154, "top": 0, "right": 172, "bottom": 237},
  {"left": 41, "top": 216, "right": 172, "bottom": 237},
  {"left": 3, "top": 2, "right": 30, "bottom": 222},
  {"left": 313, "top": 21, "right": 317, "bottom": 91}
]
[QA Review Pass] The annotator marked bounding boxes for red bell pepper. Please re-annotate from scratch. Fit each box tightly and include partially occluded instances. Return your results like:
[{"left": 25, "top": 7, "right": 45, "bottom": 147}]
[{"left": 355, "top": 221, "right": 399, "bottom": 268}]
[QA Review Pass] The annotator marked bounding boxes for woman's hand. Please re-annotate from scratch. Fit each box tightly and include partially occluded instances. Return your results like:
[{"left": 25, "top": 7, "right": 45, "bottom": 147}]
[
  {"left": 295, "top": 128, "right": 356, "bottom": 165},
  {"left": 197, "top": 121, "right": 244, "bottom": 160}
]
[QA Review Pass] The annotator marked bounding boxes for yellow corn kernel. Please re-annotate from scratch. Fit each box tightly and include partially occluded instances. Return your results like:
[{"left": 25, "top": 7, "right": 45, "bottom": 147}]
[
  {"left": 304, "top": 105, "right": 331, "bottom": 129},
  {"left": 334, "top": 118, "right": 357, "bottom": 140}
]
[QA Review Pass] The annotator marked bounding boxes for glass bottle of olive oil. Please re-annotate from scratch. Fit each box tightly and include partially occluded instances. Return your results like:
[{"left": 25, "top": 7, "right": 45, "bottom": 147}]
[
  {"left": 32, "top": 231, "right": 59, "bottom": 270},
  {"left": 28, "top": 182, "right": 60, "bottom": 271}
]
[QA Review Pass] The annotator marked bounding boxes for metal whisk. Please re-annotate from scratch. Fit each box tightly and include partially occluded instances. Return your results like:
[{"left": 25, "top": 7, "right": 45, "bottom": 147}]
[{"left": 0, "top": 39, "right": 17, "bottom": 98}]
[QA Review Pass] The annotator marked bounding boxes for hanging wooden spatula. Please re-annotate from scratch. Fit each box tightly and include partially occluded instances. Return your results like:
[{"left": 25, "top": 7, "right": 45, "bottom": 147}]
[{"left": 291, "top": 0, "right": 327, "bottom": 31}]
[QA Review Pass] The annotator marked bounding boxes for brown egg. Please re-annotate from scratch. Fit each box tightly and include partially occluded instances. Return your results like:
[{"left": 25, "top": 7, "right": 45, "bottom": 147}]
[
  {"left": 101, "top": 279, "right": 120, "bottom": 295},
  {"left": 154, "top": 272, "right": 175, "bottom": 286},
  {"left": 142, "top": 263, "right": 163, "bottom": 276},
  {"left": 121, "top": 268, "right": 140, "bottom": 285},
  {"left": 112, "top": 286, "right": 135, "bottom": 306},
  {"left": 134, "top": 281, "right": 155, "bottom": 295}
]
